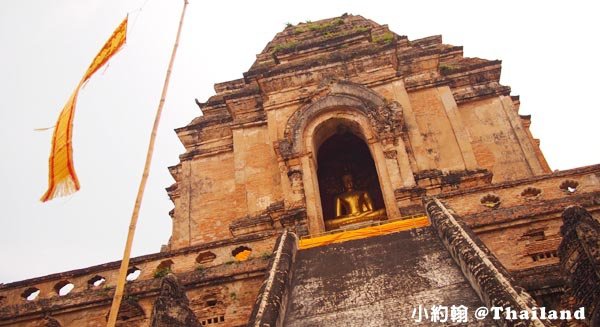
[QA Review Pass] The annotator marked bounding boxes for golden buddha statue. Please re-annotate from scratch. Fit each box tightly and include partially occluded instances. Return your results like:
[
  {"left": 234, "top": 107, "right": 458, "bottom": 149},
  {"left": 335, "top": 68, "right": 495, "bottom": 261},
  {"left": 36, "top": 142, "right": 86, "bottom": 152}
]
[{"left": 325, "top": 174, "right": 386, "bottom": 230}]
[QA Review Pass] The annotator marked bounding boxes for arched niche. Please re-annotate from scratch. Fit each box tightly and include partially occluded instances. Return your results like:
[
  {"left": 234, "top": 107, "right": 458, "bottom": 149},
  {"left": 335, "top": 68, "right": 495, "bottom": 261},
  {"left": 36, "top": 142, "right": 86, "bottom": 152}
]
[
  {"left": 277, "top": 81, "right": 410, "bottom": 235},
  {"left": 299, "top": 110, "right": 401, "bottom": 234},
  {"left": 315, "top": 124, "right": 386, "bottom": 228}
]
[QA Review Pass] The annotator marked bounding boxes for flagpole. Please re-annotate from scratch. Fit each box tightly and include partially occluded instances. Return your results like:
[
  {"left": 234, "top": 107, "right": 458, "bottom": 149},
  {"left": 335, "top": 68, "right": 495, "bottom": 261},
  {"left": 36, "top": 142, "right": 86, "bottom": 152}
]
[{"left": 106, "top": 1, "right": 189, "bottom": 326}]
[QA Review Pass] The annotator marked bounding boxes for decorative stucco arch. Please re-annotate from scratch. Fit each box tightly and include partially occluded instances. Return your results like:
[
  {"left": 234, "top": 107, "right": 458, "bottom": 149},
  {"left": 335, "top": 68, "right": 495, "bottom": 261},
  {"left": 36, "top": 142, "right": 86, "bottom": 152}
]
[
  {"left": 280, "top": 80, "right": 403, "bottom": 159},
  {"left": 277, "top": 80, "right": 413, "bottom": 235}
]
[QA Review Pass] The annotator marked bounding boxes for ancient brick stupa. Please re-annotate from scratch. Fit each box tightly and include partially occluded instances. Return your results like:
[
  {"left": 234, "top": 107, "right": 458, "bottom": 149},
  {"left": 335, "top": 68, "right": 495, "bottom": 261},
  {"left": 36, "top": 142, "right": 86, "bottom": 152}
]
[{"left": 1, "top": 14, "right": 599, "bottom": 326}]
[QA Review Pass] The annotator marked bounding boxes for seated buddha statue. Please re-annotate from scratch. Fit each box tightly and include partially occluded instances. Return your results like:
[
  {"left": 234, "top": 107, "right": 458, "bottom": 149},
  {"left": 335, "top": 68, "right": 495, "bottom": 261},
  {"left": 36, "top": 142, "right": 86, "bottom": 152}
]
[{"left": 325, "top": 174, "right": 386, "bottom": 230}]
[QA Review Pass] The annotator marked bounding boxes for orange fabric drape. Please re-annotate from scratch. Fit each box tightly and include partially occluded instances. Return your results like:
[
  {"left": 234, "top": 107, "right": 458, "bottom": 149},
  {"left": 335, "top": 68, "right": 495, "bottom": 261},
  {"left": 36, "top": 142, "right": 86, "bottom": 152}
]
[
  {"left": 298, "top": 216, "right": 430, "bottom": 249},
  {"left": 41, "top": 17, "right": 127, "bottom": 202},
  {"left": 234, "top": 250, "right": 252, "bottom": 261}
]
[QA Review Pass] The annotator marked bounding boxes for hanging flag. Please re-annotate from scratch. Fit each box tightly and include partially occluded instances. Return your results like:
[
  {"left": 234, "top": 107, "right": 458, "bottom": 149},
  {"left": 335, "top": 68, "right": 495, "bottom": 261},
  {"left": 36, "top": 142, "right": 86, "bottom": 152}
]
[{"left": 41, "top": 17, "right": 128, "bottom": 202}]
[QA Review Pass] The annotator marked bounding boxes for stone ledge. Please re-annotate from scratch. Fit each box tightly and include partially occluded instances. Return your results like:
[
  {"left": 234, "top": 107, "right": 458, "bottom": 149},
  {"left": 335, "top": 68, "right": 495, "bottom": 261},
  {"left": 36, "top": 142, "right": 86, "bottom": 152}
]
[
  {"left": 394, "top": 168, "right": 493, "bottom": 201},
  {"left": 0, "top": 231, "right": 277, "bottom": 292},
  {"left": 461, "top": 191, "right": 600, "bottom": 229},
  {"left": 436, "top": 164, "right": 600, "bottom": 200},
  {"left": 511, "top": 264, "right": 564, "bottom": 292},
  {"left": 0, "top": 258, "right": 269, "bottom": 324}
]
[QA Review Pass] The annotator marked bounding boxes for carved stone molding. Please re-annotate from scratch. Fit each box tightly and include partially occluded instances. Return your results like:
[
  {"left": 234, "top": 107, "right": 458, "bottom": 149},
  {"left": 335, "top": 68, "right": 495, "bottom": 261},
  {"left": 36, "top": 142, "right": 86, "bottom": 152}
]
[
  {"left": 278, "top": 80, "right": 404, "bottom": 161},
  {"left": 383, "top": 150, "right": 398, "bottom": 159}
]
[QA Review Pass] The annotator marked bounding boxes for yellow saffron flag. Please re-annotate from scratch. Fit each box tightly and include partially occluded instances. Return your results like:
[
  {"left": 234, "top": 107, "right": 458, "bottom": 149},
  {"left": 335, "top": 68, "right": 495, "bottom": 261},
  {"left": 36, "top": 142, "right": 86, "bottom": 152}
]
[{"left": 41, "top": 17, "right": 128, "bottom": 202}]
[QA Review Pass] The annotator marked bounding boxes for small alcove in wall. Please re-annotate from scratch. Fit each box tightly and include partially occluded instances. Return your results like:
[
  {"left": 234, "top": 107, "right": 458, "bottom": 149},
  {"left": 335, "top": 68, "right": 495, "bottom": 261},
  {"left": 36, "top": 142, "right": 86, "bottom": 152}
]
[{"left": 313, "top": 120, "right": 385, "bottom": 230}]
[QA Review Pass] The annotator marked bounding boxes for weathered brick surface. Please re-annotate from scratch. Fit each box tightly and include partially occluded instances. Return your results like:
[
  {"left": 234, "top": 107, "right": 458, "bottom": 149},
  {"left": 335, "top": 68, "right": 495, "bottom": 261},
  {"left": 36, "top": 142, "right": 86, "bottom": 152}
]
[
  {"left": 4, "top": 14, "right": 598, "bottom": 327},
  {"left": 435, "top": 165, "right": 600, "bottom": 273},
  {"left": 437, "top": 165, "right": 600, "bottom": 218},
  {"left": 408, "top": 87, "right": 467, "bottom": 172},
  {"left": 458, "top": 97, "right": 534, "bottom": 182},
  {"left": 0, "top": 234, "right": 276, "bottom": 326},
  {"left": 167, "top": 14, "right": 552, "bottom": 247},
  {"left": 284, "top": 228, "right": 493, "bottom": 326},
  {"left": 0, "top": 260, "right": 268, "bottom": 327}
]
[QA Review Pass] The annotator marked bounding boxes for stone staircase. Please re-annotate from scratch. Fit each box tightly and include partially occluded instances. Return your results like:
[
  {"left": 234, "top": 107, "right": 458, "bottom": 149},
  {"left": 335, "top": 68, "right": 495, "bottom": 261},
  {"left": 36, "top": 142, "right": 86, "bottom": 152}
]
[
  {"left": 283, "top": 227, "right": 491, "bottom": 326},
  {"left": 247, "top": 199, "right": 551, "bottom": 327}
]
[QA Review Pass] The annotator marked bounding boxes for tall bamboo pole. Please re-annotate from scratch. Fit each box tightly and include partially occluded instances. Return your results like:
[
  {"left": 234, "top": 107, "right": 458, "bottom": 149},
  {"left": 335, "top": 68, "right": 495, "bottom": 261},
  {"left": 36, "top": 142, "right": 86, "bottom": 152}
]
[{"left": 106, "top": 1, "right": 189, "bottom": 326}]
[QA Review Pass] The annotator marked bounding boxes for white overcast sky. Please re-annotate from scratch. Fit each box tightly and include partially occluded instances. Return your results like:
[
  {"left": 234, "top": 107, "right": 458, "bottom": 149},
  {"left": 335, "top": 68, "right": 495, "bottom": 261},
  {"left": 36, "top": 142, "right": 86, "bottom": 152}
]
[{"left": 0, "top": 1, "right": 599, "bottom": 283}]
